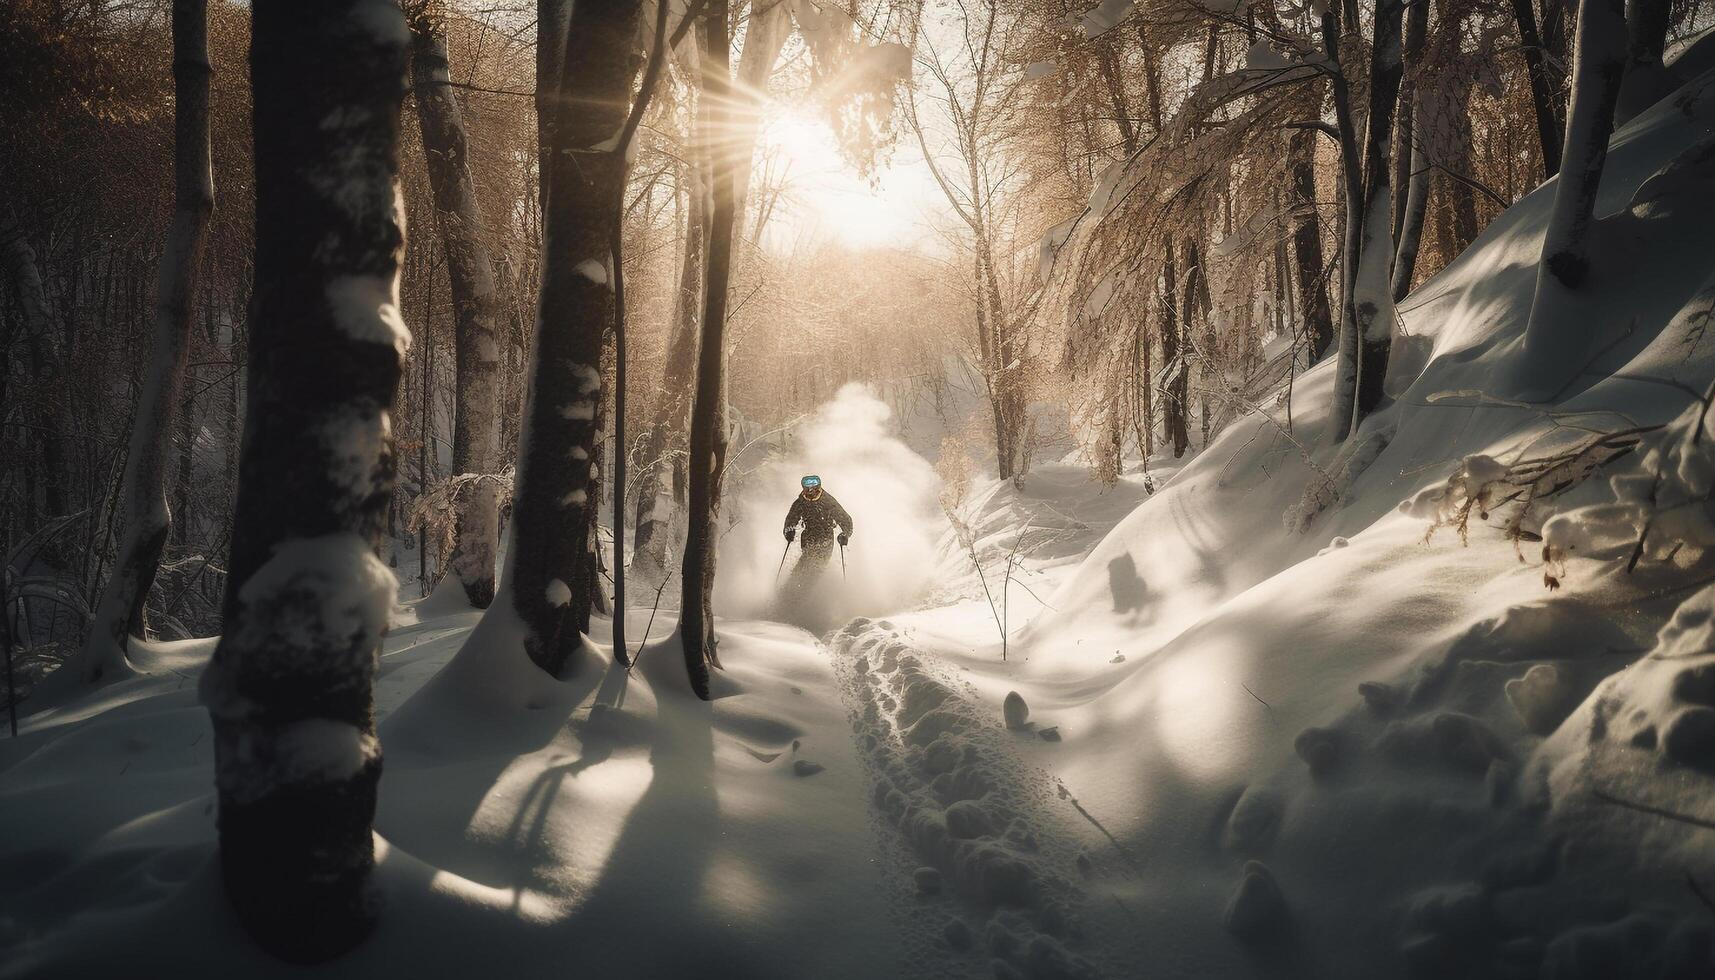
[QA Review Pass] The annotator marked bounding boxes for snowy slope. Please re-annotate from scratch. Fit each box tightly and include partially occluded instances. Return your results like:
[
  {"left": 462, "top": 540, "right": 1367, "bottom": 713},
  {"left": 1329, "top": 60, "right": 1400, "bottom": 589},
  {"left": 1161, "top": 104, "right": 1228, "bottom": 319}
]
[{"left": 855, "top": 64, "right": 1715, "bottom": 979}]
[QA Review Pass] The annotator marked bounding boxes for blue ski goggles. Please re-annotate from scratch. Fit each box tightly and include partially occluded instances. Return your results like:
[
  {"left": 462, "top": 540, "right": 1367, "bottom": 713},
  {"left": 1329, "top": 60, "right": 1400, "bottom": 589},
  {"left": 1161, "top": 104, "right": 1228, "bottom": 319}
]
[{"left": 801, "top": 475, "right": 822, "bottom": 489}]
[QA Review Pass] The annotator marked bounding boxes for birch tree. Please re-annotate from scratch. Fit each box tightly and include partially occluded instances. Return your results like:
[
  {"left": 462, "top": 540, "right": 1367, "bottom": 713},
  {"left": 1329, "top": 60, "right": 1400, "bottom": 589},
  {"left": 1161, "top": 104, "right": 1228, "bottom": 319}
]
[
  {"left": 510, "top": 0, "right": 644, "bottom": 676},
  {"left": 199, "top": 0, "right": 409, "bottom": 960},
  {"left": 76, "top": 0, "right": 214, "bottom": 684},
  {"left": 409, "top": 9, "right": 504, "bottom": 609}
]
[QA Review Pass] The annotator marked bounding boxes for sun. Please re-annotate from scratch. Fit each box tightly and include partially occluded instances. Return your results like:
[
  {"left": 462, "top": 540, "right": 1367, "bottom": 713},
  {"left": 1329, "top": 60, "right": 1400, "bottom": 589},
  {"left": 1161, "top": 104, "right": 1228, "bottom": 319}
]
[{"left": 756, "top": 109, "right": 929, "bottom": 251}]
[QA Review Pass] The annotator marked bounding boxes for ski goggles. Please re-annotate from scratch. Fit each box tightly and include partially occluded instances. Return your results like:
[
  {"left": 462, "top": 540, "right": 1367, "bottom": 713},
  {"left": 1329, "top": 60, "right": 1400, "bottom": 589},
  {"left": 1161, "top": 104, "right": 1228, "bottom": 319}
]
[{"left": 801, "top": 475, "right": 822, "bottom": 489}]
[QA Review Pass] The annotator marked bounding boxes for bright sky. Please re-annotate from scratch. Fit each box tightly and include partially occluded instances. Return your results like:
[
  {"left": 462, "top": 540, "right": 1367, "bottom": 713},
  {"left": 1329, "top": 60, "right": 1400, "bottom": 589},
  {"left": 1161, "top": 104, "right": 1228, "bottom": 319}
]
[{"left": 753, "top": 107, "right": 948, "bottom": 255}]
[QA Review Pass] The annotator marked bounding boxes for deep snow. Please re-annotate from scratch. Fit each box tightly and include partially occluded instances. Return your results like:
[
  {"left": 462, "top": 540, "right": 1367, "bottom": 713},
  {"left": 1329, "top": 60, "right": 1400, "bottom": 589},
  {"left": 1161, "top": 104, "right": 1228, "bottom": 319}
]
[{"left": 5, "top": 58, "right": 1715, "bottom": 980}]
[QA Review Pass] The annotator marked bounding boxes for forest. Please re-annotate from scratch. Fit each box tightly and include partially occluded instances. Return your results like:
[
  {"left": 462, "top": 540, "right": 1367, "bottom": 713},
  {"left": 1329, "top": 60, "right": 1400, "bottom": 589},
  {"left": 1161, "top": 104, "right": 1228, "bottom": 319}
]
[{"left": 2, "top": 0, "right": 1715, "bottom": 976}]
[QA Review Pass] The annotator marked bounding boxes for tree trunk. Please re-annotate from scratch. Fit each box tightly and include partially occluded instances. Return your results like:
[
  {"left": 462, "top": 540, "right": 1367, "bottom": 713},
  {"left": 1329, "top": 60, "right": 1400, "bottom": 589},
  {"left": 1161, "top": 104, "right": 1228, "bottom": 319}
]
[
  {"left": 1289, "top": 127, "right": 1334, "bottom": 361},
  {"left": 80, "top": 0, "right": 213, "bottom": 684},
  {"left": 633, "top": 161, "right": 704, "bottom": 574},
  {"left": 1323, "top": 1, "right": 1368, "bottom": 442},
  {"left": 680, "top": 0, "right": 737, "bottom": 699},
  {"left": 1519, "top": 0, "right": 1627, "bottom": 397},
  {"left": 1511, "top": 0, "right": 1565, "bottom": 176},
  {"left": 1160, "top": 240, "right": 1190, "bottom": 458},
  {"left": 1352, "top": 0, "right": 1407, "bottom": 421},
  {"left": 511, "top": 0, "right": 643, "bottom": 676},
  {"left": 1616, "top": 0, "right": 1675, "bottom": 123},
  {"left": 1, "top": 218, "right": 74, "bottom": 524},
  {"left": 1392, "top": 128, "right": 1432, "bottom": 301},
  {"left": 410, "top": 15, "right": 503, "bottom": 609},
  {"left": 200, "top": 0, "right": 408, "bottom": 961},
  {"left": 536, "top": 0, "right": 571, "bottom": 215}
]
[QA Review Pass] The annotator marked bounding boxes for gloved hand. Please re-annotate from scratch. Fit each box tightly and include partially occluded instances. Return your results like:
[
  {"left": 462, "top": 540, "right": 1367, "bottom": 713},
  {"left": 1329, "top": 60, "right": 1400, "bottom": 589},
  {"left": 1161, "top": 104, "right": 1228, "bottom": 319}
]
[
  {"left": 784, "top": 528, "right": 796, "bottom": 543},
  {"left": 837, "top": 532, "right": 849, "bottom": 546}
]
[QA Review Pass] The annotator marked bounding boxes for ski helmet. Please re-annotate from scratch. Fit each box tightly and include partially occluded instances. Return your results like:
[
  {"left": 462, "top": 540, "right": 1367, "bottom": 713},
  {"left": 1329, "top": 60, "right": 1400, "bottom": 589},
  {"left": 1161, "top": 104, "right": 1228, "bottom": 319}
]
[{"left": 801, "top": 475, "right": 822, "bottom": 489}]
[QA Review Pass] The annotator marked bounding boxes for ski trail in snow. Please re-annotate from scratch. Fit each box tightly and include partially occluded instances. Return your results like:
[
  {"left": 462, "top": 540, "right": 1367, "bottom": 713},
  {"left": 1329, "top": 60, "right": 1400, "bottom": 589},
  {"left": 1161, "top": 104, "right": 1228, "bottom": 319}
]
[{"left": 827, "top": 617, "right": 1127, "bottom": 979}]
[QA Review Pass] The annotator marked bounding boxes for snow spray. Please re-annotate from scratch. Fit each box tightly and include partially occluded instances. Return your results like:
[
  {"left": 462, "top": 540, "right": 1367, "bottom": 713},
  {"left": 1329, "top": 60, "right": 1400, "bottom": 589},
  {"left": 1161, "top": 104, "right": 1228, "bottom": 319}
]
[{"left": 716, "top": 383, "right": 948, "bottom": 626}]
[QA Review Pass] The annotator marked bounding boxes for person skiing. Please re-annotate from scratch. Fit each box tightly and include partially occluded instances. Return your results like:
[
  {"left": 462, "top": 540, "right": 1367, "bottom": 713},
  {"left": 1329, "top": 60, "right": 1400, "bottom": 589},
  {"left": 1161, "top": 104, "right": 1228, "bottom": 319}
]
[{"left": 782, "top": 475, "right": 853, "bottom": 598}]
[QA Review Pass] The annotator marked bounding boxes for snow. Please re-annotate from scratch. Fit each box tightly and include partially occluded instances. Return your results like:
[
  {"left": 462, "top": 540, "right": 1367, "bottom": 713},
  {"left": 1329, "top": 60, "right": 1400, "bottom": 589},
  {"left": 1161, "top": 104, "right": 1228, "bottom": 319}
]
[
  {"left": 8, "top": 62, "right": 1715, "bottom": 980},
  {"left": 325, "top": 273, "right": 412, "bottom": 357},
  {"left": 573, "top": 259, "right": 608, "bottom": 285},
  {"left": 544, "top": 579, "right": 572, "bottom": 607},
  {"left": 1077, "top": 0, "right": 1133, "bottom": 38}
]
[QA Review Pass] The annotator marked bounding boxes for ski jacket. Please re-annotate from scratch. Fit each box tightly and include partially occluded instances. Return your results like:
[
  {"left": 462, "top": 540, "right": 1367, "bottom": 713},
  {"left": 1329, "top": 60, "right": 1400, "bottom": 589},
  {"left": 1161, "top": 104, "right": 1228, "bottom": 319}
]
[{"left": 784, "top": 491, "right": 853, "bottom": 542}]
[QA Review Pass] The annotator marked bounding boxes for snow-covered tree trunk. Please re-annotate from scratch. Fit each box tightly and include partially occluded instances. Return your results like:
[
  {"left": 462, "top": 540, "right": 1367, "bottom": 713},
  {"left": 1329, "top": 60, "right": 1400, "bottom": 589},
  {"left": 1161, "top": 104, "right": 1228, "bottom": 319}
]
[
  {"left": 1511, "top": 0, "right": 1565, "bottom": 177},
  {"left": 1519, "top": 0, "right": 1627, "bottom": 398},
  {"left": 1323, "top": 1, "right": 1368, "bottom": 442},
  {"left": 1616, "top": 0, "right": 1675, "bottom": 124},
  {"left": 511, "top": 0, "right": 644, "bottom": 676},
  {"left": 1289, "top": 126, "right": 1333, "bottom": 361},
  {"left": 199, "top": 0, "right": 409, "bottom": 961},
  {"left": 1392, "top": 131, "right": 1432, "bottom": 302},
  {"left": 680, "top": 0, "right": 738, "bottom": 700},
  {"left": 1391, "top": 0, "right": 1428, "bottom": 245},
  {"left": 409, "top": 15, "right": 503, "bottom": 609},
  {"left": 1351, "top": 0, "right": 1407, "bottom": 422},
  {"left": 77, "top": 0, "right": 214, "bottom": 684}
]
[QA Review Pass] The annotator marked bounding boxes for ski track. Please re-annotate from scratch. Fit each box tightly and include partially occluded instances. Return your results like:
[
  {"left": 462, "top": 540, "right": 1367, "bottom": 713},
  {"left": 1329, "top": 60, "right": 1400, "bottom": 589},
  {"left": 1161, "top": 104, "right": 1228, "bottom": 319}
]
[{"left": 825, "top": 616, "right": 1132, "bottom": 980}]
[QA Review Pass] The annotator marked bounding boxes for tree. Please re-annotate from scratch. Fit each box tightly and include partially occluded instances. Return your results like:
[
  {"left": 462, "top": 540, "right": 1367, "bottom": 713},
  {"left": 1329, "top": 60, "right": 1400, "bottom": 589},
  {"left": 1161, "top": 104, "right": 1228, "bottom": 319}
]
[
  {"left": 907, "top": 0, "right": 1032, "bottom": 480},
  {"left": 509, "top": 0, "right": 644, "bottom": 676},
  {"left": 73, "top": 0, "right": 214, "bottom": 684},
  {"left": 1510, "top": 0, "right": 1565, "bottom": 176},
  {"left": 1322, "top": 0, "right": 1368, "bottom": 441},
  {"left": 1391, "top": 0, "right": 1431, "bottom": 301},
  {"left": 1616, "top": 0, "right": 1676, "bottom": 124},
  {"left": 408, "top": 9, "right": 504, "bottom": 608},
  {"left": 1518, "top": 0, "right": 1627, "bottom": 398},
  {"left": 199, "top": 0, "right": 409, "bottom": 961},
  {"left": 679, "top": 0, "right": 740, "bottom": 699},
  {"left": 1289, "top": 125, "right": 1334, "bottom": 360}
]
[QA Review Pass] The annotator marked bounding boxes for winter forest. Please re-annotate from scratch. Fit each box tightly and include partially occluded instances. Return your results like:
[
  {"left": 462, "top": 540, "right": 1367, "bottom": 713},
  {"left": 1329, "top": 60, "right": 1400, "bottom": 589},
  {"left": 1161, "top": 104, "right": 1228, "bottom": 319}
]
[{"left": 4, "top": 0, "right": 1715, "bottom": 975}]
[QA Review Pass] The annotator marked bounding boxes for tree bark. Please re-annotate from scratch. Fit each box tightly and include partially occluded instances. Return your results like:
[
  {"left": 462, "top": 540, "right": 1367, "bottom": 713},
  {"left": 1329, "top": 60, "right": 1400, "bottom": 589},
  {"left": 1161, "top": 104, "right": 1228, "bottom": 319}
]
[
  {"left": 1519, "top": 0, "right": 1627, "bottom": 396},
  {"left": 1160, "top": 240, "right": 1190, "bottom": 458},
  {"left": 1616, "top": 0, "right": 1675, "bottom": 123},
  {"left": 680, "top": 0, "right": 738, "bottom": 699},
  {"left": 1351, "top": 0, "right": 1407, "bottom": 421},
  {"left": 511, "top": 0, "right": 644, "bottom": 675},
  {"left": 200, "top": 0, "right": 408, "bottom": 961},
  {"left": 1289, "top": 127, "right": 1334, "bottom": 361},
  {"left": 1323, "top": 2, "right": 1368, "bottom": 442},
  {"left": 409, "top": 15, "right": 503, "bottom": 609},
  {"left": 632, "top": 161, "right": 704, "bottom": 575},
  {"left": 80, "top": 0, "right": 214, "bottom": 683},
  {"left": 1511, "top": 0, "right": 1565, "bottom": 176}
]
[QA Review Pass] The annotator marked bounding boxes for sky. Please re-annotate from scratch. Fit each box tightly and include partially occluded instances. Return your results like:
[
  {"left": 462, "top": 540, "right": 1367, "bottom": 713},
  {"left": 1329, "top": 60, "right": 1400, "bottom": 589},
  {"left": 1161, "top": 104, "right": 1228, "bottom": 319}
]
[{"left": 753, "top": 105, "right": 951, "bottom": 255}]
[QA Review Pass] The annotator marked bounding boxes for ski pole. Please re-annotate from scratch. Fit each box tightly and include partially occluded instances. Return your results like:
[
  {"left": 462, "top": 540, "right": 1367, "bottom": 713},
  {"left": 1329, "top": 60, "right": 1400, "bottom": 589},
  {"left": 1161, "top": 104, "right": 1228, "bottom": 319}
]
[
  {"left": 774, "top": 537, "right": 792, "bottom": 590},
  {"left": 839, "top": 540, "right": 847, "bottom": 582}
]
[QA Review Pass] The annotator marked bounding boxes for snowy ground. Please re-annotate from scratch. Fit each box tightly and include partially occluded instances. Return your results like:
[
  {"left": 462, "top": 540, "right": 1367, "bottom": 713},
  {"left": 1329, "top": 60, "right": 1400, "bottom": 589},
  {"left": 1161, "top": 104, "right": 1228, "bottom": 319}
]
[{"left": 6, "top": 59, "right": 1715, "bottom": 980}]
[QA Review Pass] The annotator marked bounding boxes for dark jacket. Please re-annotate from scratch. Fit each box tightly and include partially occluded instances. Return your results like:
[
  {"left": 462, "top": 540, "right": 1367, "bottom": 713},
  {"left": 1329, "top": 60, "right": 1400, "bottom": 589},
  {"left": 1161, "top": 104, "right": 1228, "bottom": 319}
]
[{"left": 784, "top": 491, "right": 853, "bottom": 541}]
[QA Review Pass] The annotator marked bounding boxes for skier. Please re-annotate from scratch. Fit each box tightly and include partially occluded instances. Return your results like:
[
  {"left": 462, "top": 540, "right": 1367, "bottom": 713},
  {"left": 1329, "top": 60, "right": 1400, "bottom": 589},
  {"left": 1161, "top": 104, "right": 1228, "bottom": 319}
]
[{"left": 782, "top": 475, "right": 853, "bottom": 599}]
